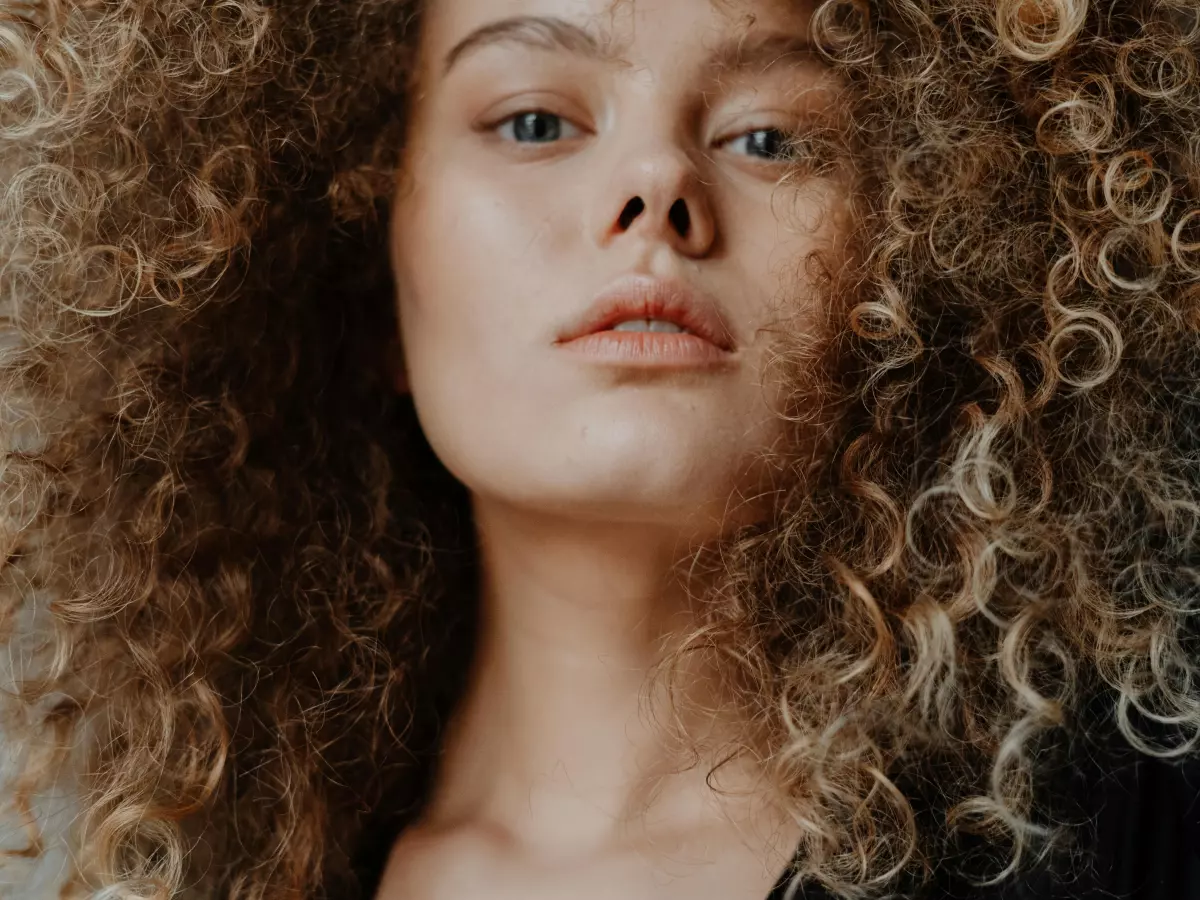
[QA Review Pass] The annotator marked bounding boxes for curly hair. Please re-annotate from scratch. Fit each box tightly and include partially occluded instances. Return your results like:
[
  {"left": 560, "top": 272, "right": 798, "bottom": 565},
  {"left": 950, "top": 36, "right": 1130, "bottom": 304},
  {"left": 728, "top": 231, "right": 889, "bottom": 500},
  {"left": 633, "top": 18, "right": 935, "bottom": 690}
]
[{"left": 0, "top": 0, "right": 1198, "bottom": 898}]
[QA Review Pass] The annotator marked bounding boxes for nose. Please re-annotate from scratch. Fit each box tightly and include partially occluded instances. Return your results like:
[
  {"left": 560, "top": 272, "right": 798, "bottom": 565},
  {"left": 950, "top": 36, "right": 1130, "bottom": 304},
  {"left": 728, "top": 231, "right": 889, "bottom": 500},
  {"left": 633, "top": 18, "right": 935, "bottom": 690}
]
[{"left": 590, "top": 142, "right": 717, "bottom": 259}]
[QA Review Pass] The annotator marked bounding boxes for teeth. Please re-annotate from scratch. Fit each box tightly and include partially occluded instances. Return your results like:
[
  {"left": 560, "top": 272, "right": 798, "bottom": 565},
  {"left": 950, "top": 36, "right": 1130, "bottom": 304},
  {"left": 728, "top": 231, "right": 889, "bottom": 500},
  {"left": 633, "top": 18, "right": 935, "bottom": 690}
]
[{"left": 610, "top": 318, "right": 689, "bottom": 334}]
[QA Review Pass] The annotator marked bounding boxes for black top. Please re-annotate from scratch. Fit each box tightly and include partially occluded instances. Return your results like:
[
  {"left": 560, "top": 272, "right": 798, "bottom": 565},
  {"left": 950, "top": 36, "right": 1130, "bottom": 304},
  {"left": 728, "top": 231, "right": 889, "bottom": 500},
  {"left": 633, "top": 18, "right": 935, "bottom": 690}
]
[{"left": 764, "top": 750, "right": 1200, "bottom": 900}]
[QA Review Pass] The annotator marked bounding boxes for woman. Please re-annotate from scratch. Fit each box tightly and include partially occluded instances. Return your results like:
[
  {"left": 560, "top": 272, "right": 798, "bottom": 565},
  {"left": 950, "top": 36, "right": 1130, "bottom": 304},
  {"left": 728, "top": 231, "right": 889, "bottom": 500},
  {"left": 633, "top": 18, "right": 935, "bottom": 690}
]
[{"left": 0, "top": 0, "right": 1197, "bottom": 898}]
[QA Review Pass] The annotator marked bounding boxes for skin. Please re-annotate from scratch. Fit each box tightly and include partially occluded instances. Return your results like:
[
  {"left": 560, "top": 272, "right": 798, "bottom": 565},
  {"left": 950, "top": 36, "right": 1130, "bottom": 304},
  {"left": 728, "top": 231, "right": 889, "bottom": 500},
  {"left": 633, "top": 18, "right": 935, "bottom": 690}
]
[{"left": 381, "top": 0, "right": 848, "bottom": 897}]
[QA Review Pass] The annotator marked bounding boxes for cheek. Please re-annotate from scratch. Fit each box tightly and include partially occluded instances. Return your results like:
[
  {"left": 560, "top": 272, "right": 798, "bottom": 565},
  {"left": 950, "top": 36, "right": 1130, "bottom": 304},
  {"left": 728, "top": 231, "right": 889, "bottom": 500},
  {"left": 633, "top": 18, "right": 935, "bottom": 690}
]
[
  {"left": 388, "top": 173, "right": 567, "bottom": 484},
  {"left": 394, "top": 182, "right": 518, "bottom": 369},
  {"left": 738, "top": 181, "right": 851, "bottom": 336},
  {"left": 391, "top": 162, "right": 571, "bottom": 353}
]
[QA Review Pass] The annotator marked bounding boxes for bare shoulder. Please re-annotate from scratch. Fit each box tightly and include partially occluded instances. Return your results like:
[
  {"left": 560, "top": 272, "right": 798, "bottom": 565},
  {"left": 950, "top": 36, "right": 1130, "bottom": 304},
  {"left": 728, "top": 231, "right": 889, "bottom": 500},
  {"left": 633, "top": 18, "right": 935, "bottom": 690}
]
[{"left": 372, "top": 820, "right": 501, "bottom": 900}]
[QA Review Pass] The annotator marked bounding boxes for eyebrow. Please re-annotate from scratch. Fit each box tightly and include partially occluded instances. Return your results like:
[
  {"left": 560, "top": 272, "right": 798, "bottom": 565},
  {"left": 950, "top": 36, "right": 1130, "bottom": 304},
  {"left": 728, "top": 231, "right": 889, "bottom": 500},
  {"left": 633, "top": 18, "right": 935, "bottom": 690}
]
[{"left": 440, "top": 15, "right": 817, "bottom": 80}]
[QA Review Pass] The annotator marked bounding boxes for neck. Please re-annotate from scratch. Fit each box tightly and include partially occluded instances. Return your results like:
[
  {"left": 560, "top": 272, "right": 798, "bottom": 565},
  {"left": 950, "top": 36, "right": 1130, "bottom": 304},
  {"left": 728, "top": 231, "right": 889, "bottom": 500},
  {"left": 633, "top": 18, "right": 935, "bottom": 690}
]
[{"left": 423, "top": 495, "right": 768, "bottom": 855}]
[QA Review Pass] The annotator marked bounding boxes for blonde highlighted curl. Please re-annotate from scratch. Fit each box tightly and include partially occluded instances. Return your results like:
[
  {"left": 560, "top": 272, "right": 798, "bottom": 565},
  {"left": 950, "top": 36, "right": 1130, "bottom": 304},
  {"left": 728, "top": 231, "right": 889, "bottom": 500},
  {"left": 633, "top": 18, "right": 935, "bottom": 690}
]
[{"left": 0, "top": 0, "right": 1197, "bottom": 898}]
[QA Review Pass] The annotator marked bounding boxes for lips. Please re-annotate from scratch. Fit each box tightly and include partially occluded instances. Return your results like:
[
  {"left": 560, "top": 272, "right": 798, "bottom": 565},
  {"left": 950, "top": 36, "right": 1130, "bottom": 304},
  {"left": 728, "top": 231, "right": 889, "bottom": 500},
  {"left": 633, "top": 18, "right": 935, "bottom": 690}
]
[{"left": 555, "top": 274, "right": 737, "bottom": 352}]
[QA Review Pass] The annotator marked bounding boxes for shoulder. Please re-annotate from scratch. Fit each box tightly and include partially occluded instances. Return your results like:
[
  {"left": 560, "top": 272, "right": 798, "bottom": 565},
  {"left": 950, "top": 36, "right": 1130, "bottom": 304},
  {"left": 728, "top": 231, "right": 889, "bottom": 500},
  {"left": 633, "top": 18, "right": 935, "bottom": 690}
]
[
  {"left": 372, "top": 820, "right": 504, "bottom": 900},
  {"left": 977, "top": 750, "right": 1200, "bottom": 900},
  {"left": 893, "top": 746, "right": 1200, "bottom": 900},
  {"left": 1083, "top": 752, "right": 1200, "bottom": 899}
]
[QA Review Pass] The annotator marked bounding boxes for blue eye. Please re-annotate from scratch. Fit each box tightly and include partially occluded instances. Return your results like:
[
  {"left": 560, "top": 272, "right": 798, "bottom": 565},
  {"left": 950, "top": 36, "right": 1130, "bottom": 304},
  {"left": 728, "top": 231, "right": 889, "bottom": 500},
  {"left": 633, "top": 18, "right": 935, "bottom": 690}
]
[
  {"left": 725, "top": 128, "right": 799, "bottom": 162},
  {"left": 496, "top": 111, "right": 583, "bottom": 143},
  {"left": 490, "top": 112, "right": 806, "bottom": 163}
]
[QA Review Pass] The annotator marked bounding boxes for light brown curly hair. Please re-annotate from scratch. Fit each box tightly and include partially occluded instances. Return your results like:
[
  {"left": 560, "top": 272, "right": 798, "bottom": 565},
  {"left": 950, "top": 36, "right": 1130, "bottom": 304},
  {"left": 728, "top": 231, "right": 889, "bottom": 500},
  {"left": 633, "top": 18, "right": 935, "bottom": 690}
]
[{"left": 1, "top": 0, "right": 1198, "bottom": 897}]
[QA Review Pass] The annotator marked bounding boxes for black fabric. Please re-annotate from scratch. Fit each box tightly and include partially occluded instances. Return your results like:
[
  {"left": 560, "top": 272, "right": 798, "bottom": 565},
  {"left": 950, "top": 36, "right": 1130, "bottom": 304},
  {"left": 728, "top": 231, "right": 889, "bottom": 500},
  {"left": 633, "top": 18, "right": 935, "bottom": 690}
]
[{"left": 764, "top": 751, "right": 1200, "bottom": 900}]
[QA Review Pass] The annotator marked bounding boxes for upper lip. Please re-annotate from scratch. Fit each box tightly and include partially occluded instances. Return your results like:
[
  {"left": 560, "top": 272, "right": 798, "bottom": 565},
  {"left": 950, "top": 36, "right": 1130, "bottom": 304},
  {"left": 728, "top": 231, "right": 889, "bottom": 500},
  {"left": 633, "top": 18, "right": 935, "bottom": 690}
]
[{"left": 556, "top": 275, "right": 737, "bottom": 351}]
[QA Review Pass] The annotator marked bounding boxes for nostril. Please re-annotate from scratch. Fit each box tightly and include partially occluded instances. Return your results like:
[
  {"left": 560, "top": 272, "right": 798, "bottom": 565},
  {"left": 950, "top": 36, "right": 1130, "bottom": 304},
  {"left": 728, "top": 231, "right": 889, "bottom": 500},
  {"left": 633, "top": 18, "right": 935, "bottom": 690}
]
[
  {"left": 618, "top": 197, "right": 644, "bottom": 230},
  {"left": 668, "top": 198, "right": 690, "bottom": 238}
]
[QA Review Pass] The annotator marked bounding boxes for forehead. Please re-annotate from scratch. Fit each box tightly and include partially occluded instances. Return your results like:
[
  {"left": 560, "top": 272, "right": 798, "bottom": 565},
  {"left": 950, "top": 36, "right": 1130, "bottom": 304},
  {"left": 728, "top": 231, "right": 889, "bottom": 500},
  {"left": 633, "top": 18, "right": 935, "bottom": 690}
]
[{"left": 417, "top": 0, "right": 816, "bottom": 73}]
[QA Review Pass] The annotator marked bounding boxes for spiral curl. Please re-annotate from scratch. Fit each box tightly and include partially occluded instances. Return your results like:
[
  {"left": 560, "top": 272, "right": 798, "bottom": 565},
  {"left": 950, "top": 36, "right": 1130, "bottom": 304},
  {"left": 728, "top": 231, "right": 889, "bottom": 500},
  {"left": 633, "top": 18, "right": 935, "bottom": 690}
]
[{"left": 0, "top": 1, "right": 1197, "bottom": 899}]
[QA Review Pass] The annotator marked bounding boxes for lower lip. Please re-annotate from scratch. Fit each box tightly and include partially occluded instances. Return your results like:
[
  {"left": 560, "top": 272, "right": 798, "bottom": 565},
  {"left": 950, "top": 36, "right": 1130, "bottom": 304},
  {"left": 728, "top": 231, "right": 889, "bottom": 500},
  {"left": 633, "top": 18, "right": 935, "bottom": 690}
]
[{"left": 556, "top": 331, "right": 733, "bottom": 367}]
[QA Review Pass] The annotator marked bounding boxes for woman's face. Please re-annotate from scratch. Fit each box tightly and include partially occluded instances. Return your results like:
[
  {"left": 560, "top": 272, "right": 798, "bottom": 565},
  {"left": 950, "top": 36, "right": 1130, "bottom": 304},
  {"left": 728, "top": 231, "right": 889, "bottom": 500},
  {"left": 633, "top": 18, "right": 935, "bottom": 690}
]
[{"left": 390, "top": 0, "right": 846, "bottom": 538}]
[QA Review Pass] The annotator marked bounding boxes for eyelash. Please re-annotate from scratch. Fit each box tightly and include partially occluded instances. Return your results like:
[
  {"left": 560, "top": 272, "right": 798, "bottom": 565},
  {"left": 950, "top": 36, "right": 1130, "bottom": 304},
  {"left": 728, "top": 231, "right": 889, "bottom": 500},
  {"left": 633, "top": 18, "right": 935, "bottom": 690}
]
[{"left": 489, "top": 110, "right": 806, "bottom": 163}]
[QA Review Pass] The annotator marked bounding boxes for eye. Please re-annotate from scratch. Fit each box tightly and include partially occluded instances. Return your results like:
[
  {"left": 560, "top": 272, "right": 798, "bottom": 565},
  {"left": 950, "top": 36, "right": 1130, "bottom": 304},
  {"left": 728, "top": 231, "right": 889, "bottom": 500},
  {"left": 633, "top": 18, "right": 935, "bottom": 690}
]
[
  {"left": 494, "top": 110, "right": 584, "bottom": 144},
  {"left": 722, "top": 127, "right": 806, "bottom": 163}
]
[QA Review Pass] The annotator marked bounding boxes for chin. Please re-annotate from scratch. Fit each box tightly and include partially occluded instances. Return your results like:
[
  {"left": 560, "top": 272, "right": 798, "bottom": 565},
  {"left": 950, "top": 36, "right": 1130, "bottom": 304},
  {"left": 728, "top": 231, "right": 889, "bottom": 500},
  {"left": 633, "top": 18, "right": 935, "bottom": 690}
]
[{"left": 468, "top": 459, "right": 768, "bottom": 532}]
